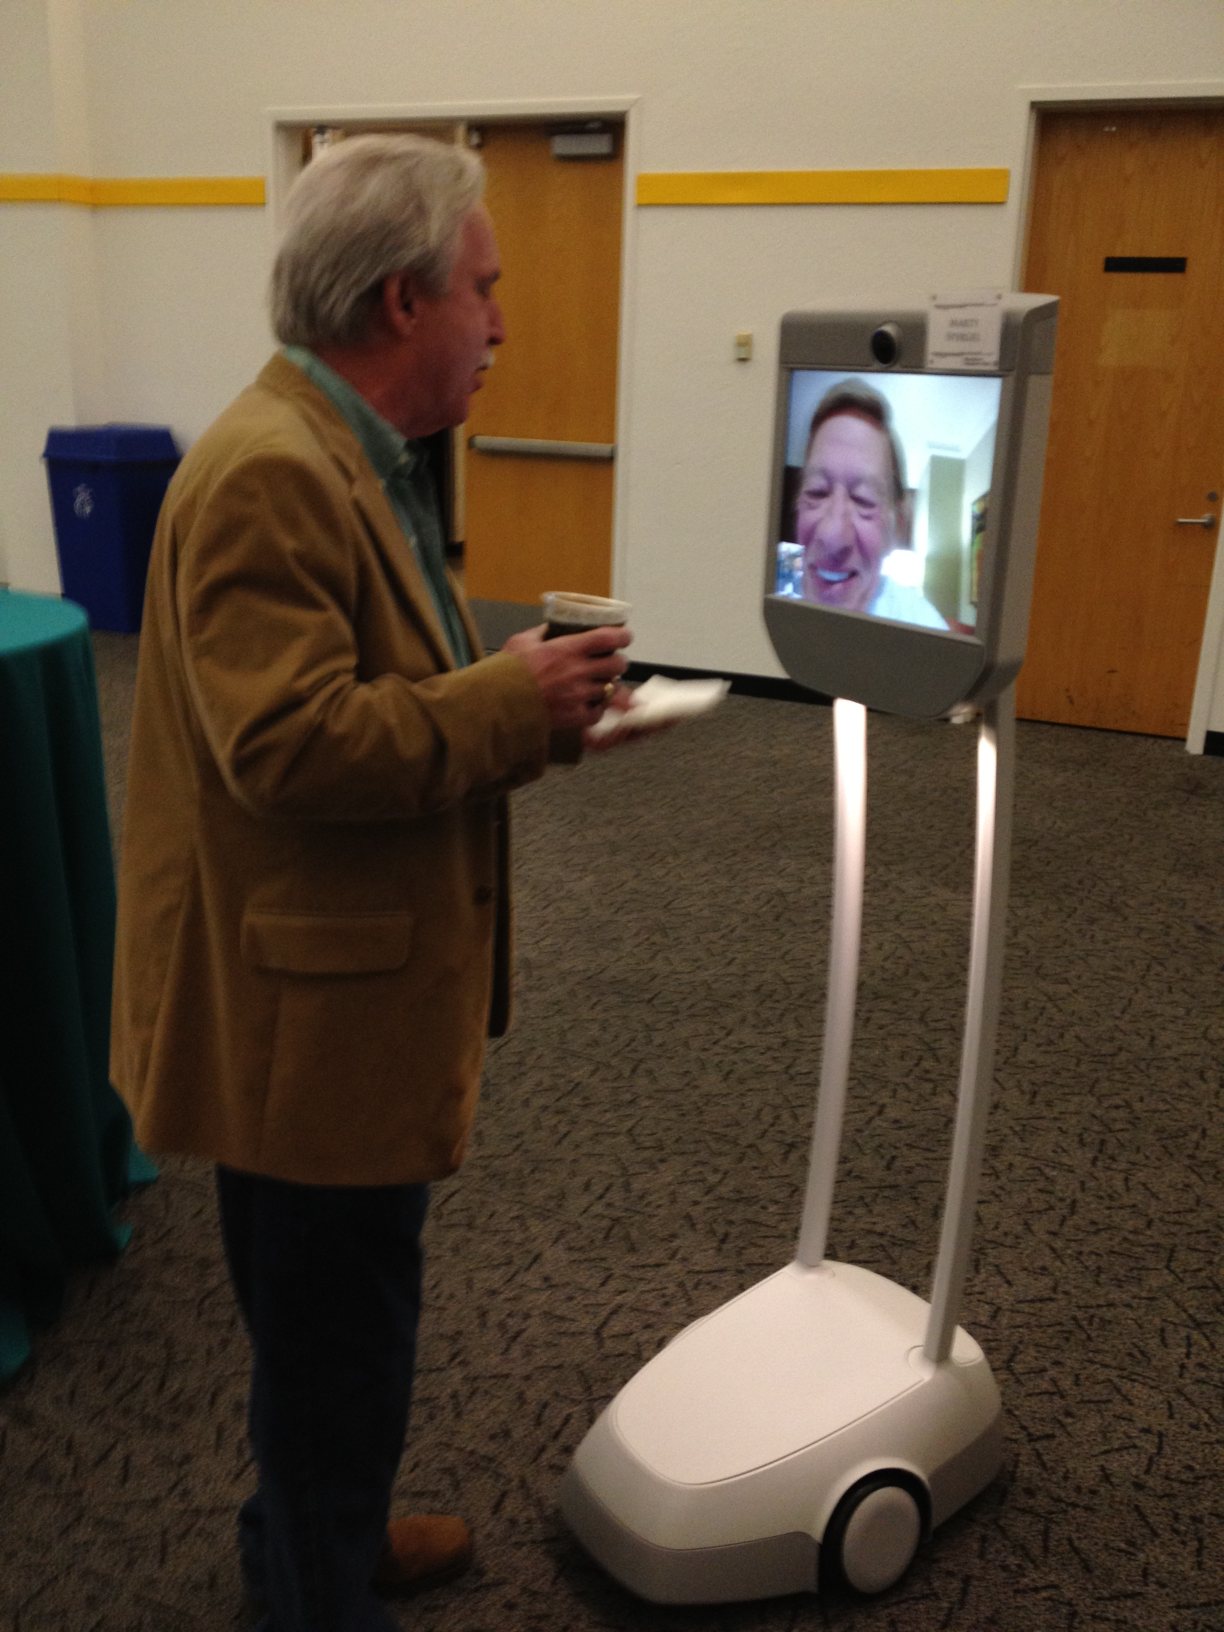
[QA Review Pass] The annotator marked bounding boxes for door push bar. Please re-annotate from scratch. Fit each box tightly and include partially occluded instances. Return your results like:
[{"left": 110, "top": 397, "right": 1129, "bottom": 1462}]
[{"left": 468, "top": 436, "right": 615, "bottom": 462}]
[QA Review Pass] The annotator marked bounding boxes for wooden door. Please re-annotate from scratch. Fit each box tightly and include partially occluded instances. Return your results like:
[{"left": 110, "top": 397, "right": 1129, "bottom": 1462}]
[
  {"left": 1018, "top": 108, "right": 1224, "bottom": 737},
  {"left": 462, "top": 122, "right": 624, "bottom": 606}
]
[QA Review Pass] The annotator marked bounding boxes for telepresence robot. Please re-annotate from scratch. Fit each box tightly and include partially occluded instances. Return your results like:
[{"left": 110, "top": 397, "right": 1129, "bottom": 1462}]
[{"left": 560, "top": 296, "right": 1059, "bottom": 1601}]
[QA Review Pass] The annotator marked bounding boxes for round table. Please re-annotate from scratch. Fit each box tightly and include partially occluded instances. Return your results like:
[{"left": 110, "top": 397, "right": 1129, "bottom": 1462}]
[{"left": 0, "top": 591, "right": 155, "bottom": 1379}]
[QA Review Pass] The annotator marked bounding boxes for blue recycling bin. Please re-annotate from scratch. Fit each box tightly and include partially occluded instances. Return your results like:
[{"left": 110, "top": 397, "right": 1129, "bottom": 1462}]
[{"left": 43, "top": 424, "right": 180, "bottom": 633}]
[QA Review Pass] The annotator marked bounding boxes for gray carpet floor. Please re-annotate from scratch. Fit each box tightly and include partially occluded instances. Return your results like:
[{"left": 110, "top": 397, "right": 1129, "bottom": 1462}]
[{"left": 2, "top": 631, "right": 1221, "bottom": 1631}]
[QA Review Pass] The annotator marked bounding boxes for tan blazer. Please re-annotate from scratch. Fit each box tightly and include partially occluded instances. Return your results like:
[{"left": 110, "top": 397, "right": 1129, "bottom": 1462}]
[{"left": 111, "top": 355, "right": 551, "bottom": 1185}]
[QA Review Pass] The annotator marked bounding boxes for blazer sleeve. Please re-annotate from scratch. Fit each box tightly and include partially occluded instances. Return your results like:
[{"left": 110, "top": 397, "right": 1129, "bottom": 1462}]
[{"left": 174, "top": 445, "right": 551, "bottom": 822}]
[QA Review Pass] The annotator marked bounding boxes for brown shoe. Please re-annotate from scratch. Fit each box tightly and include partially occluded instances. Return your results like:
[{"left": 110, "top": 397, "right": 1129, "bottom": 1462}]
[{"left": 372, "top": 1513, "right": 474, "bottom": 1596}]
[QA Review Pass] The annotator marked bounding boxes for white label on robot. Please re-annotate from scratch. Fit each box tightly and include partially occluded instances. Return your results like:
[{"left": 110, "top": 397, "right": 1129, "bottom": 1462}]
[{"left": 926, "top": 291, "right": 1004, "bottom": 371}]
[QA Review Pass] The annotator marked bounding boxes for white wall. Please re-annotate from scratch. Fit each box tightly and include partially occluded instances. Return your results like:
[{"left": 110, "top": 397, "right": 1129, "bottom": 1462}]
[
  {"left": 1, "top": 0, "right": 89, "bottom": 589},
  {"left": 6, "top": 0, "right": 1224, "bottom": 730}
]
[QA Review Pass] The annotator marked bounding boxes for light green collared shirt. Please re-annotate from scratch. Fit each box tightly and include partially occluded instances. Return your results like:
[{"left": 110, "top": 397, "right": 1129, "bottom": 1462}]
[{"left": 282, "top": 345, "right": 471, "bottom": 666}]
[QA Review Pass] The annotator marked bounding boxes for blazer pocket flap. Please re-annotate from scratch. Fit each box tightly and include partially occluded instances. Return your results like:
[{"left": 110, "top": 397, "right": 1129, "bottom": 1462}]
[{"left": 242, "top": 910, "right": 413, "bottom": 975}]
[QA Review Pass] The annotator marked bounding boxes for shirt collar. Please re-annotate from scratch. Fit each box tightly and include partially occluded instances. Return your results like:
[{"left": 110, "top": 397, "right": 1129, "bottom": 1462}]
[{"left": 282, "top": 345, "right": 421, "bottom": 485}]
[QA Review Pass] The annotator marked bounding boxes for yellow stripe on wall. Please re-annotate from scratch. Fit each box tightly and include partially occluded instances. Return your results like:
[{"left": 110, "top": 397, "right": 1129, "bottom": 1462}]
[
  {"left": 3, "top": 167, "right": 1006, "bottom": 210},
  {"left": 636, "top": 168, "right": 1010, "bottom": 206},
  {"left": 0, "top": 174, "right": 266, "bottom": 206}
]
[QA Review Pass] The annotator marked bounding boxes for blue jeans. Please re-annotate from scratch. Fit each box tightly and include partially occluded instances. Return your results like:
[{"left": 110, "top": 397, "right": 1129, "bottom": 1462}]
[{"left": 215, "top": 1166, "right": 430, "bottom": 1632}]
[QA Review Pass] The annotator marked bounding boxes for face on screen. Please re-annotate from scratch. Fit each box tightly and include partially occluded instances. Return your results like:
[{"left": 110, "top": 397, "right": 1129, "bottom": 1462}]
[
  {"left": 796, "top": 412, "right": 901, "bottom": 614},
  {"left": 776, "top": 370, "right": 1003, "bottom": 634}
]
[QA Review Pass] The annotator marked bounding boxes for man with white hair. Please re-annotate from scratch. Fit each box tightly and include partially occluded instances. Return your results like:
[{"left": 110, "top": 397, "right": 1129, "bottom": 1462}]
[{"left": 111, "top": 135, "right": 635, "bottom": 1631}]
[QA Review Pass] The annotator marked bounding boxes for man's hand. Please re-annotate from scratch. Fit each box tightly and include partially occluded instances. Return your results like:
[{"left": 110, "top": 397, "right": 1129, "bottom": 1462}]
[{"left": 504, "top": 624, "right": 631, "bottom": 732}]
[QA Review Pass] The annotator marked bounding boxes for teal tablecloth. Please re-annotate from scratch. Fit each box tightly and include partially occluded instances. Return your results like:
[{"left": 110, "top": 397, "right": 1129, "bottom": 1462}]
[{"left": 0, "top": 591, "right": 156, "bottom": 1380}]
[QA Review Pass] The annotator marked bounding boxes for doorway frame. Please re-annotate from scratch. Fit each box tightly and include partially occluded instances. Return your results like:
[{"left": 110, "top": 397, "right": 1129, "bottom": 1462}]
[
  {"left": 1010, "top": 79, "right": 1224, "bottom": 754},
  {"left": 265, "top": 96, "right": 640, "bottom": 602}
]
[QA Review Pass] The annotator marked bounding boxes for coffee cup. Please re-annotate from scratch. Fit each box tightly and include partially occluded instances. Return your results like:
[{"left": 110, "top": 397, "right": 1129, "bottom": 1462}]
[{"left": 541, "top": 591, "right": 631, "bottom": 646}]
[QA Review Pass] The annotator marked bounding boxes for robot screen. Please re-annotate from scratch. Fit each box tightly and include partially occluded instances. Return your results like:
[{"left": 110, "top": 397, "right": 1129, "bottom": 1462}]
[{"left": 775, "top": 370, "right": 1004, "bottom": 636}]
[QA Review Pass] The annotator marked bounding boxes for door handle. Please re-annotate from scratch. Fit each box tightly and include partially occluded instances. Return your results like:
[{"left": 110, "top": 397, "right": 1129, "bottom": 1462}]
[
  {"left": 1175, "top": 514, "right": 1217, "bottom": 528},
  {"left": 468, "top": 435, "right": 614, "bottom": 462}
]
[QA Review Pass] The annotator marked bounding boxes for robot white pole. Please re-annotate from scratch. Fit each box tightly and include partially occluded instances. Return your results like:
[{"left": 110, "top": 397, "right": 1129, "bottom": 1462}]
[
  {"left": 924, "top": 687, "right": 1015, "bottom": 1362},
  {"left": 796, "top": 687, "right": 1017, "bottom": 1366},
  {"left": 796, "top": 696, "right": 867, "bottom": 1268}
]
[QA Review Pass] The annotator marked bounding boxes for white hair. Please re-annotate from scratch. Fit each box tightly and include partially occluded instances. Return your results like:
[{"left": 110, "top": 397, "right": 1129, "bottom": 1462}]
[{"left": 270, "top": 134, "right": 485, "bottom": 348}]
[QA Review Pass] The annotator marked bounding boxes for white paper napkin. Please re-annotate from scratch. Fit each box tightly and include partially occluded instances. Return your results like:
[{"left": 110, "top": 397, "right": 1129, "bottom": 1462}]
[{"left": 587, "top": 674, "right": 731, "bottom": 738}]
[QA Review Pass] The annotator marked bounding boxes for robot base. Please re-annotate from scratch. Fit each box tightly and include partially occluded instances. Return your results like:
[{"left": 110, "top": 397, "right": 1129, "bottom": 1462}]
[{"left": 559, "top": 1260, "right": 1002, "bottom": 1603}]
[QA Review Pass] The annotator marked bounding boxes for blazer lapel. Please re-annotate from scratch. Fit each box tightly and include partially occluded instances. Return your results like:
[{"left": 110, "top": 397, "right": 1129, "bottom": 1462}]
[
  {"left": 255, "top": 355, "right": 457, "bottom": 672},
  {"left": 450, "top": 567, "right": 487, "bottom": 662},
  {"left": 348, "top": 461, "right": 457, "bottom": 671}
]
